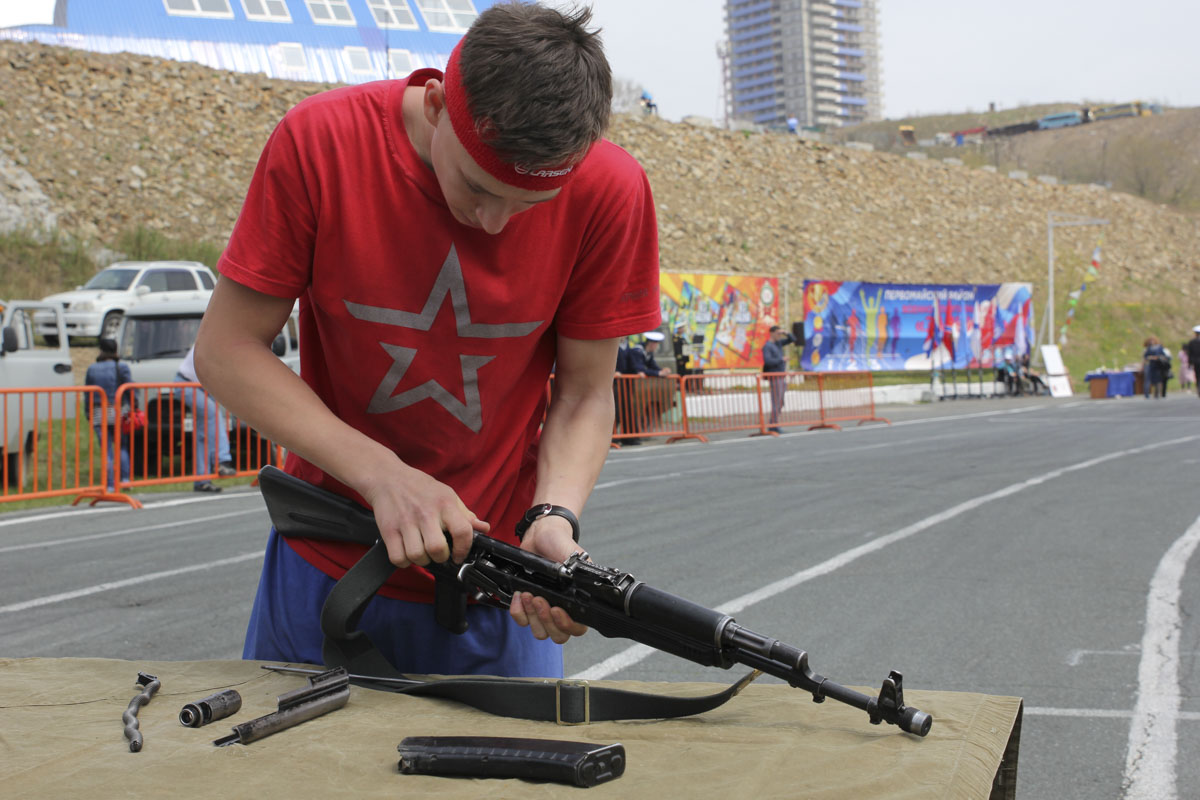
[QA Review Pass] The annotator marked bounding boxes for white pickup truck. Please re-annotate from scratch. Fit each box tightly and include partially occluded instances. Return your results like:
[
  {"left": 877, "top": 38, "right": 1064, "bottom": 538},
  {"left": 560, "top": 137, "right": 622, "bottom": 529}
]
[{"left": 0, "top": 300, "right": 75, "bottom": 484}]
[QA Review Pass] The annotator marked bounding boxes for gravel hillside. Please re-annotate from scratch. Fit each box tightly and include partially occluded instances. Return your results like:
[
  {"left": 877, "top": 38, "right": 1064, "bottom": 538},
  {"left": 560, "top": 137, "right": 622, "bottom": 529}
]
[{"left": 2, "top": 40, "right": 1198, "bottom": 322}]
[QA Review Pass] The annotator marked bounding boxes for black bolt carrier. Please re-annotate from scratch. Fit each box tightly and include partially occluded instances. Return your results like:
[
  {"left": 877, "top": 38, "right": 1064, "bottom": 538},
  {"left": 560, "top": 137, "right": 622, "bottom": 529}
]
[
  {"left": 213, "top": 667, "right": 349, "bottom": 746},
  {"left": 179, "top": 689, "right": 242, "bottom": 728}
]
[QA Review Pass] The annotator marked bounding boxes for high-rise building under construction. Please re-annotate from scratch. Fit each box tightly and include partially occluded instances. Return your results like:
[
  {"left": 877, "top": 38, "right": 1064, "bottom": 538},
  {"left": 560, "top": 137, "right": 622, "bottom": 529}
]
[{"left": 723, "top": 0, "right": 882, "bottom": 129}]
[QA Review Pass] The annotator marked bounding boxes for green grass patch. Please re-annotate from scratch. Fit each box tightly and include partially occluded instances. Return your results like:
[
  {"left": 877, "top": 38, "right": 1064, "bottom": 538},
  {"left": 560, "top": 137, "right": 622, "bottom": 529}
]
[{"left": 0, "top": 226, "right": 224, "bottom": 301}]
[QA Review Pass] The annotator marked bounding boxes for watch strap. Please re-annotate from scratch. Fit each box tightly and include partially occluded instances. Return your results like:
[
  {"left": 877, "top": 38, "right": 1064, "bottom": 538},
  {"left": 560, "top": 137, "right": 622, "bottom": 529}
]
[{"left": 515, "top": 504, "right": 580, "bottom": 542}]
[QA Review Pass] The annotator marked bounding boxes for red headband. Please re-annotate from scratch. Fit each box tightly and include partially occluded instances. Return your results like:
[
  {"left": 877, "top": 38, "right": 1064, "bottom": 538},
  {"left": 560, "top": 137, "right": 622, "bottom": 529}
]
[{"left": 442, "top": 41, "right": 583, "bottom": 191}]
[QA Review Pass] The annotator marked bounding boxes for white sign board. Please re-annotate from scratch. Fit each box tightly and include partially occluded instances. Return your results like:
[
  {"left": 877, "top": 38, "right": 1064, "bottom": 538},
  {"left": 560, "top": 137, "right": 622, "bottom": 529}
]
[
  {"left": 1040, "top": 344, "right": 1067, "bottom": 376},
  {"left": 1047, "top": 374, "right": 1073, "bottom": 398}
]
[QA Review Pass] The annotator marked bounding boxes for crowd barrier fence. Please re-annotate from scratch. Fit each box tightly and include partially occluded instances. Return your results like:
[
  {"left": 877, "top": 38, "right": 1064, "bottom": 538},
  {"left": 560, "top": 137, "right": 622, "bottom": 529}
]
[
  {"left": 0, "top": 386, "right": 113, "bottom": 505},
  {"left": 613, "top": 374, "right": 688, "bottom": 444},
  {"left": 0, "top": 371, "right": 886, "bottom": 507},
  {"left": 614, "top": 370, "right": 888, "bottom": 445},
  {"left": 103, "top": 382, "right": 283, "bottom": 504}
]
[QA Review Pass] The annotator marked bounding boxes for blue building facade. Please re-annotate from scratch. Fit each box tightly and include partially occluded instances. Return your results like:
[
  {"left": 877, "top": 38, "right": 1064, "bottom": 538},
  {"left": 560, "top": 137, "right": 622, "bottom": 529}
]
[{"left": 0, "top": 0, "right": 500, "bottom": 84}]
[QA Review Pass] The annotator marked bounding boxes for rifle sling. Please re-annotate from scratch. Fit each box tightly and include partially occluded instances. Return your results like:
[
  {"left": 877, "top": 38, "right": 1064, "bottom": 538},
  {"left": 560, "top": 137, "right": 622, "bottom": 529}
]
[{"left": 299, "top": 534, "right": 760, "bottom": 724}]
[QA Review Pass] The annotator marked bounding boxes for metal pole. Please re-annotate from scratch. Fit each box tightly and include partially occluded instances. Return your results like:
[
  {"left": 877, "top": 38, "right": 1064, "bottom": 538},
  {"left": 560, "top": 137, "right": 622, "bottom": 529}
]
[
  {"left": 1037, "top": 212, "right": 1109, "bottom": 366},
  {"left": 1047, "top": 214, "right": 1055, "bottom": 344}
]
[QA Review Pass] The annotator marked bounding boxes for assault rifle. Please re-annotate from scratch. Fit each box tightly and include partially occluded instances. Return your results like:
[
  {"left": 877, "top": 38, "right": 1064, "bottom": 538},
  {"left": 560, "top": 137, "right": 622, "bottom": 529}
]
[{"left": 257, "top": 465, "right": 932, "bottom": 736}]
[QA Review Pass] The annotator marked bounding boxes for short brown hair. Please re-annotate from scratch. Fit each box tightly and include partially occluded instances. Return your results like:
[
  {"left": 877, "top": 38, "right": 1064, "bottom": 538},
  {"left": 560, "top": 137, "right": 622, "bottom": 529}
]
[{"left": 459, "top": 2, "right": 611, "bottom": 169}]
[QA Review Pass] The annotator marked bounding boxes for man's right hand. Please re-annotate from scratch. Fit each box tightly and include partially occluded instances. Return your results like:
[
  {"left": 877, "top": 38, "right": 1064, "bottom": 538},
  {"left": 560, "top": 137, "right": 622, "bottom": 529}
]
[{"left": 359, "top": 464, "right": 489, "bottom": 568}]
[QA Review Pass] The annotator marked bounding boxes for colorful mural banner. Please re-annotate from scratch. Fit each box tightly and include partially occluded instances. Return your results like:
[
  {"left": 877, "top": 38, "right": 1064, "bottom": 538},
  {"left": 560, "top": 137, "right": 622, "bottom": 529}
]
[
  {"left": 659, "top": 272, "right": 781, "bottom": 370},
  {"left": 801, "top": 280, "right": 1035, "bottom": 372}
]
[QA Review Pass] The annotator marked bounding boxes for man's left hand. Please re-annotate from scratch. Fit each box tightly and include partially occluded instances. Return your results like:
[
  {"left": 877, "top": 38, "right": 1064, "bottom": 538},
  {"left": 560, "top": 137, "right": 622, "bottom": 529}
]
[{"left": 508, "top": 514, "right": 589, "bottom": 643}]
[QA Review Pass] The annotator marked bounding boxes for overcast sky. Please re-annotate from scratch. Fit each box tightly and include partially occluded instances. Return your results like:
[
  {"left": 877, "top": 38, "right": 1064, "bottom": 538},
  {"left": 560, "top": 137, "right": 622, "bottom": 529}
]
[{"left": 575, "top": 0, "right": 1200, "bottom": 122}]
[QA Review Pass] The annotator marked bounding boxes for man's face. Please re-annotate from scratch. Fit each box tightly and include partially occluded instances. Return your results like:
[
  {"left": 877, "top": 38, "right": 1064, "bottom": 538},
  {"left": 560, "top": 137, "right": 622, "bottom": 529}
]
[{"left": 426, "top": 91, "right": 561, "bottom": 235}]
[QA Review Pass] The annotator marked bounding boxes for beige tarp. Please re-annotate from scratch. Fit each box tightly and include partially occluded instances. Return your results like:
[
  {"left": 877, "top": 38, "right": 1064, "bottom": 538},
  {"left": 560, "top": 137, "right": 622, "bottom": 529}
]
[{"left": 0, "top": 658, "right": 1021, "bottom": 799}]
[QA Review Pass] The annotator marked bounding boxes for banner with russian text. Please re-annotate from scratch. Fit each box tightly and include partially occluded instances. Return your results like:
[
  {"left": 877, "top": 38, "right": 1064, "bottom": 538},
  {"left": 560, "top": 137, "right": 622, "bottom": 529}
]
[
  {"left": 659, "top": 272, "right": 781, "bottom": 370},
  {"left": 801, "top": 280, "right": 1034, "bottom": 371}
]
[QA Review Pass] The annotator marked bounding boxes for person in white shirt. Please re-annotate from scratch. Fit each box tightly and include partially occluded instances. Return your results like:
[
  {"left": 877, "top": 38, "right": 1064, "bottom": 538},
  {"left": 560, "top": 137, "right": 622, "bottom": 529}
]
[{"left": 175, "top": 346, "right": 236, "bottom": 492}]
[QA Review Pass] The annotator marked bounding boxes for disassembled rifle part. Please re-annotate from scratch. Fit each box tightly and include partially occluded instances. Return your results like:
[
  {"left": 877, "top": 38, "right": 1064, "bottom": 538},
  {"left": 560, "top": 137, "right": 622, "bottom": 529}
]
[
  {"left": 122, "top": 672, "right": 160, "bottom": 752},
  {"left": 213, "top": 667, "right": 349, "bottom": 746},
  {"left": 179, "top": 689, "right": 242, "bottom": 728}
]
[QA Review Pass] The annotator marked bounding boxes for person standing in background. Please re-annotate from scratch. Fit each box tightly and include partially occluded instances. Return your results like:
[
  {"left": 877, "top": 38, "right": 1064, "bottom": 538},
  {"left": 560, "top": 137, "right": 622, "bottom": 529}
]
[
  {"left": 84, "top": 337, "right": 133, "bottom": 492},
  {"left": 1142, "top": 336, "right": 1169, "bottom": 399},
  {"left": 1184, "top": 327, "right": 1200, "bottom": 398},
  {"left": 624, "top": 331, "right": 671, "bottom": 377},
  {"left": 175, "top": 345, "right": 236, "bottom": 492},
  {"left": 762, "top": 325, "right": 795, "bottom": 433}
]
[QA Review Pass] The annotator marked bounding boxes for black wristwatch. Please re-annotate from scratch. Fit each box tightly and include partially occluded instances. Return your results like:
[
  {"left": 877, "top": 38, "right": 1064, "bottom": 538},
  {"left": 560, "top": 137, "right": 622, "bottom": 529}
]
[{"left": 515, "top": 504, "right": 580, "bottom": 542}]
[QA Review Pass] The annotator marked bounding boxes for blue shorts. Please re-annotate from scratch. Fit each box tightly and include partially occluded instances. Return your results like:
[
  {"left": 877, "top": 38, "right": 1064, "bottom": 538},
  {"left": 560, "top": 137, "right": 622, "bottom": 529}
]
[{"left": 243, "top": 528, "right": 563, "bottom": 678}]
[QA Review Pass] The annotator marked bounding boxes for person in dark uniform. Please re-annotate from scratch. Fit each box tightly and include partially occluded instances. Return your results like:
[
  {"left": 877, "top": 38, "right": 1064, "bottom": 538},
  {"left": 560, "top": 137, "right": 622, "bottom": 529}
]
[
  {"left": 1142, "top": 336, "right": 1169, "bottom": 399},
  {"left": 1185, "top": 326, "right": 1200, "bottom": 399},
  {"left": 620, "top": 332, "right": 673, "bottom": 441},
  {"left": 613, "top": 337, "right": 635, "bottom": 444},
  {"left": 762, "top": 325, "right": 795, "bottom": 433},
  {"left": 624, "top": 331, "right": 671, "bottom": 376}
]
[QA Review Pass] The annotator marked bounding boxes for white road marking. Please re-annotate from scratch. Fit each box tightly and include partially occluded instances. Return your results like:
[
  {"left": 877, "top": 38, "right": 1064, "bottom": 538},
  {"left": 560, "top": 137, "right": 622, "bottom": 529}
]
[
  {"left": 0, "top": 551, "right": 263, "bottom": 614},
  {"left": 1026, "top": 707, "right": 1200, "bottom": 721},
  {"left": 605, "top": 403, "right": 1054, "bottom": 457},
  {"left": 0, "top": 489, "right": 261, "bottom": 529},
  {"left": 1120, "top": 514, "right": 1200, "bottom": 800},
  {"left": 0, "top": 508, "right": 264, "bottom": 554},
  {"left": 571, "top": 433, "right": 1200, "bottom": 681},
  {"left": 594, "top": 464, "right": 724, "bottom": 490},
  {"left": 1066, "top": 646, "right": 1140, "bottom": 666}
]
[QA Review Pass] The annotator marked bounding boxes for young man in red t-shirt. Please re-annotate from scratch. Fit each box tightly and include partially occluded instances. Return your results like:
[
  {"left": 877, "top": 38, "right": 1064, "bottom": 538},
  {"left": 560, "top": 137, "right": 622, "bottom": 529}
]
[{"left": 195, "top": 2, "right": 660, "bottom": 677}]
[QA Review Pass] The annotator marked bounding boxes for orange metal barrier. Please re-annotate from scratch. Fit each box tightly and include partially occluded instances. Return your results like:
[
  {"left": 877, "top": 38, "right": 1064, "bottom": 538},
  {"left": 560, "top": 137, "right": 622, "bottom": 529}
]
[
  {"left": 0, "top": 370, "right": 886, "bottom": 507},
  {"left": 673, "top": 373, "right": 767, "bottom": 441},
  {"left": 610, "top": 371, "right": 888, "bottom": 444},
  {"left": 0, "top": 386, "right": 136, "bottom": 506},
  {"left": 816, "top": 371, "right": 890, "bottom": 428},
  {"left": 753, "top": 372, "right": 830, "bottom": 435},
  {"left": 612, "top": 374, "right": 687, "bottom": 444},
  {"left": 105, "top": 382, "right": 284, "bottom": 498}
]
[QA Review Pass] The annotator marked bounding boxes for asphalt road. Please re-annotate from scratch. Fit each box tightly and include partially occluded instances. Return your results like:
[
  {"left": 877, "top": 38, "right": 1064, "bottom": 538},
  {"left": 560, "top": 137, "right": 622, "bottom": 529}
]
[{"left": 2, "top": 392, "right": 1198, "bottom": 799}]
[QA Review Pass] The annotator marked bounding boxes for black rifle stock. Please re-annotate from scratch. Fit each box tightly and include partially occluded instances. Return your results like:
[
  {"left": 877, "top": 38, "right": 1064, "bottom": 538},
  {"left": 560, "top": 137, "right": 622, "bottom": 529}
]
[{"left": 257, "top": 465, "right": 932, "bottom": 736}]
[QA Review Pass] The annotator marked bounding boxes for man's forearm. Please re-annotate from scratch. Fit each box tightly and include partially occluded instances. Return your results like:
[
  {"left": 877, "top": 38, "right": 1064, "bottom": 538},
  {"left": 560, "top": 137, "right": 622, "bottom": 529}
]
[
  {"left": 199, "top": 336, "right": 400, "bottom": 488},
  {"left": 193, "top": 282, "right": 400, "bottom": 495},
  {"left": 532, "top": 385, "right": 613, "bottom": 517}
]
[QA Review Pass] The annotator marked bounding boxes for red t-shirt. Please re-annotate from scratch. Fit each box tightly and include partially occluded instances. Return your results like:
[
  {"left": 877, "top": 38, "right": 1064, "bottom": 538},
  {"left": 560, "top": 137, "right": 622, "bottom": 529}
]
[{"left": 218, "top": 70, "right": 661, "bottom": 602}]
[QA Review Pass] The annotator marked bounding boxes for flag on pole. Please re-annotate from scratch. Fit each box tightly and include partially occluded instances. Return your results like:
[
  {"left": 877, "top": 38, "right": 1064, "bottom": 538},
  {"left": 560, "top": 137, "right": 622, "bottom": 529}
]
[
  {"left": 1059, "top": 242, "right": 1102, "bottom": 350},
  {"left": 1014, "top": 299, "right": 1028, "bottom": 357}
]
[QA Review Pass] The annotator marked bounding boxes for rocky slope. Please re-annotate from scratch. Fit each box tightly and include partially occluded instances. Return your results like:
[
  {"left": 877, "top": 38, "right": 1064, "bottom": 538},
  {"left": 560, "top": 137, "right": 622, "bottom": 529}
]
[{"left": 2, "top": 40, "right": 1198, "bottom": 319}]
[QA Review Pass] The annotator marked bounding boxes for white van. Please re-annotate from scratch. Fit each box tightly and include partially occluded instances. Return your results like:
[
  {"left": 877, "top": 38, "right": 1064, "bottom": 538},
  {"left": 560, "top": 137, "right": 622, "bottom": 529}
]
[
  {"left": 115, "top": 297, "right": 299, "bottom": 473},
  {"left": 118, "top": 298, "right": 300, "bottom": 382},
  {"left": 0, "top": 300, "right": 75, "bottom": 483}
]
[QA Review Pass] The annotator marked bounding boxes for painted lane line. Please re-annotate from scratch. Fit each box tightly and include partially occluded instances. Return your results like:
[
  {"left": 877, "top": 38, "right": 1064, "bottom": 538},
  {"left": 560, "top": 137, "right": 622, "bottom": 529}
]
[
  {"left": 1120, "top": 513, "right": 1200, "bottom": 800},
  {"left": 0, "top": 508, "right": 265, "bottom": 554},
  {"left": 0, "top": 489, "right": 262, "bottom": 529},
  {"left": 1026, "top": 707, "right": 1200, "bottom": 721},
  {"left": 594, "top": 464, "right": 724, "bottom": 491},
  {"left": 571, "top": 433, "right": 1200, "bottom": 681},
  {"left": 0, "top": 551, "right": 264, "bottom": 615}
]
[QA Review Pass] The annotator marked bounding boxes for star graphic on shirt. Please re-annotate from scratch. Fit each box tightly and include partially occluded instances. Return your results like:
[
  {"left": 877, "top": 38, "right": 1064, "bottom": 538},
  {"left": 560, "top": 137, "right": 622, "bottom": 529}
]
[{"left": 344, "top": 245, "right": 542, "bottom": 432}]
